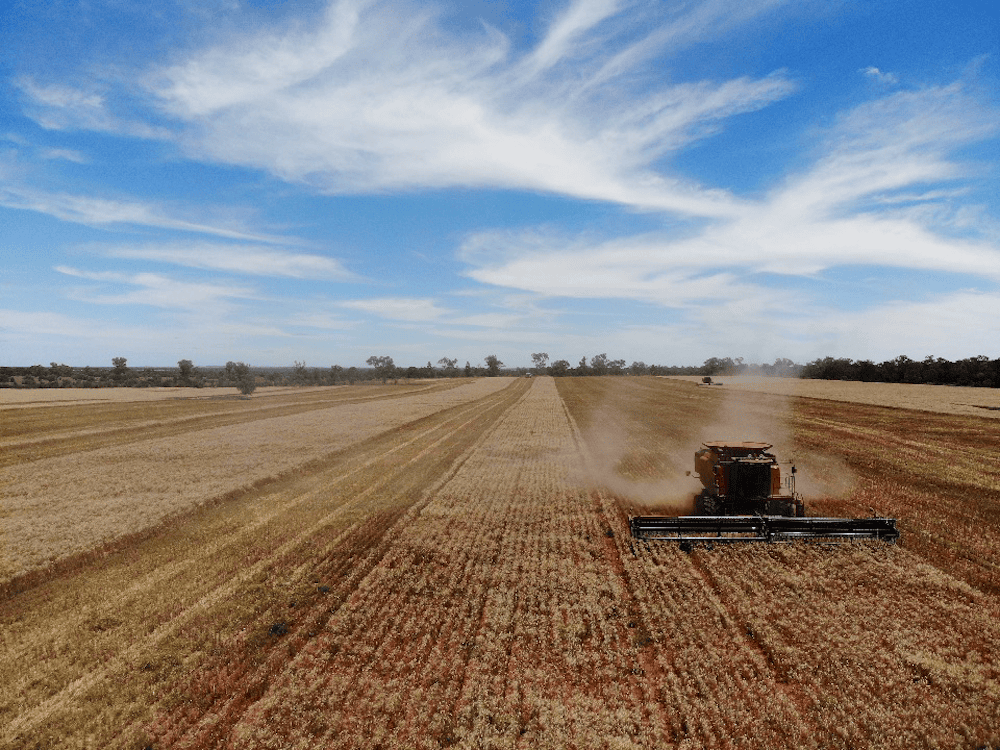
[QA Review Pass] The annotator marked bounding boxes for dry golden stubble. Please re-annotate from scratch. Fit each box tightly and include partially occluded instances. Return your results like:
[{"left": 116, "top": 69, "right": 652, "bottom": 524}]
[
  {"left": 0, "top": 379, "right": 513, "bottom": 587},
  {"left": 558, "top": 377, "right": 1000, "bottom": 748},
  {"left": 666, "top": 375, "right": 1000, "bottom": 418},
  {"left": 2, "top": 378, "right": 528, "bottom": 749},
  {"left": 5, "top": 376, "right": 1000, "bottom": 750}
]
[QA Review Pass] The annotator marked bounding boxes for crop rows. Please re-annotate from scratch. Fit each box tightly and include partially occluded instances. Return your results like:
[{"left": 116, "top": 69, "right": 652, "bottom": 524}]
[
  {"left": 1, "top": 377, "right": 529, "bottom": 748},
  {"left": 0, "top": 379, "right": 504, "bottom": 587},
  {"left": 3, "top": 376, "right": 999, "bottom": 748}
]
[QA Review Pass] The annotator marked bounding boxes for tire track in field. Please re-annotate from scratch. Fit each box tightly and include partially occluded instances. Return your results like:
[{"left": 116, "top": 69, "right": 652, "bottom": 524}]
[
  {"left": 2, "top": 378, "right": 531, "bottom": 748},
  {"left": 555, "top": 388, "right": 682, "bottom": 742},
  {"left": 149, "top": 378, "right": 539, "bottom": 749},
  {"left": 0, "top": 382, "right": 458, "bottom": 468}
]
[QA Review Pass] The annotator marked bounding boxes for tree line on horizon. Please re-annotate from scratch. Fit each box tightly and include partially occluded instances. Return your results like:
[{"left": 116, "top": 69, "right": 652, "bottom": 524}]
[{"left": 3, "top": 352, "right": 999, "bottom": 390}]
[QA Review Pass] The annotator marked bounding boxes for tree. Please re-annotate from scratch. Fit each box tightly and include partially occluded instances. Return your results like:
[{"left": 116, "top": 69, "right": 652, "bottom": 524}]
[
  {"left": 531, "top": 352, "right": 549, "bottom": 375},
  {"left": 589, "top": 353, "right": 609, "bottom": 376},
  {"left": 549, "top": 359, "right": 571, "bottom": 377},
  {"left": 228, "top": 362, "right": 256, "bottom": 395},
  {"left": 702, "top": 357, "right": 735, "bottom": 376},
  {"left": 438, "top": 357, "right": 458, "bottom": 376},
  {"left": 464, "top": 361, "right": 473, "bottom": 377},
  {"left": 576, "top": 356, "right": 590, "bottom": 376},
  {"left": 112, "top": 357, "right": 129, "bottom": 384},
  {"left": 366, "top": 355, "right": 395, "bottom": 383},
  {"left": 484, "top": 354, "right": 503, "bottom": 377},
  {"left": 293, "top": 360, "right": 308, "bottom": 385},
  {"left": 177, "top": 359, "right": 196, "bottom": 386},
  {"left": 330, "top": 364, "right": 344, "bottom": 384}
]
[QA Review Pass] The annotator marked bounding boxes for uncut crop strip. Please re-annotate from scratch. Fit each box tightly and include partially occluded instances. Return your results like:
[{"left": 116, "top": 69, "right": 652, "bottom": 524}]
[
  {"left": 667, "top": 375, "right": 1000, "bottom": 418},
  {"left": 0, "top": 378, "right": 531, "bottom": 749},
  {"left": 0, "top": 378, "right": 510, "bottom": 587}
]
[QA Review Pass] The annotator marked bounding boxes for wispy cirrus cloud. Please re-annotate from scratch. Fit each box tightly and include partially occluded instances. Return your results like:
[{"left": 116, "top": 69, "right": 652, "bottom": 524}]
[
  {"left": 340, "top": 297, "right": 454, "bottom": 322},
  {"left": 460, "top": 78, "right": 1000, "bottom": 357},
  {"left": 55, "top": 265, "right": 257, "bottom": 311},
  {"left": 0, "top": 184, "right": 290, "bottom": 242},
  {"left": 17, "top": 78, "right": 172, "bottom": 139},
  {"left": 103, "top": 242, "right": 355, "bottom": 280},
  {"left": 134, "top": 0, "right": 795, "bottom": 216},
  {"left": 39, "top": 148, "right": 89, "bottom": 164}
]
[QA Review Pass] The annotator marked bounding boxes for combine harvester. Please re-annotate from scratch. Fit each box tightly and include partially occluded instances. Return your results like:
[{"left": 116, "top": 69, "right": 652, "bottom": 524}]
[{"left": 630, "top": 441, "right": 899, "bottom": 545}]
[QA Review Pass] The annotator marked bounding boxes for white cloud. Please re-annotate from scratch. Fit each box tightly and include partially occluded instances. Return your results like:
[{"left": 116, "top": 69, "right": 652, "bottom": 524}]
[
  {"left": 137, "top": 0, "right": 793, "bottom": 216},
  {"left": 0, "top": 184, "right": 289, "bottom": 242},
  {"left": 340, "top": 297, "right": 453, "bottom": 321},
  {"left": 524, "top": 0, "right": 624, "bottom": 75},
  {"left": 860, "top": 66, "right": 898, "bottom": 86},
  {"left": 288, "top": 312, "right": 357, "bottom": 330},
  {"left": 40, "top": 148, "right": 89, "bottom": 164},
  {"left": 450, "top": 312, "right": 527, "bottom": 329},
  {"left": 54, "top": 265, "right": 257, "bottom": 311},
  {"left": 17, "top": 78, "right": 171, "bottom": 139},
  {"left": 456, "top": 78, "right": 1000, "bottom": 363},
  {"left": 462, "top": 80, "right": 1000, "bottom": 303},
  {"left": 104, "top": 242, "right": 355, "bottom": 279},
  {"left": 788, "top": 290, "right": 1000, "bottom": 361}
]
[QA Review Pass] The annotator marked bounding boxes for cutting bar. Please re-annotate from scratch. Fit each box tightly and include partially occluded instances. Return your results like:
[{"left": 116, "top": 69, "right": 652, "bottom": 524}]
[{"left": 630, "top": 515, "right": 899, "bottom": 543}]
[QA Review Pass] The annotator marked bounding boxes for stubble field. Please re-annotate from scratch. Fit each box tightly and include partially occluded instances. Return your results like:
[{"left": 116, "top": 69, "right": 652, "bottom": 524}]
[{"left": 2, "top": 377, "right": 999, "bottom": 749}]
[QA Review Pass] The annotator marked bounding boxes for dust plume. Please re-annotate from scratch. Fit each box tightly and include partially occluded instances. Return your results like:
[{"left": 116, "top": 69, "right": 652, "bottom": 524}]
[
  {"left": 570, "top": 376, "right": 857, "bottom": 512},
  {"left": 570, "top": 401, "right": 701, "bottom": 513},
  {"left": 709, "top": 376, "right": 858, "bottom": 502}
]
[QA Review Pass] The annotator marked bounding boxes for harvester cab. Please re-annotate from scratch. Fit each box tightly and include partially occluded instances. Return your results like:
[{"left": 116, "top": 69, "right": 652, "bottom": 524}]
[
  {"left": 631, "top": 441, "right": 899, "bottom": 544},
  {"left": 690, "top": 442, "right": 804, "bottom": 517}
]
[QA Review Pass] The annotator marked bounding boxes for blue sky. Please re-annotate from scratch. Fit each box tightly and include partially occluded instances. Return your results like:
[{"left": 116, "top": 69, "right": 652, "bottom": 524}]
[{"left": 1, "top": 0, "right": 998, "bottom": 369}]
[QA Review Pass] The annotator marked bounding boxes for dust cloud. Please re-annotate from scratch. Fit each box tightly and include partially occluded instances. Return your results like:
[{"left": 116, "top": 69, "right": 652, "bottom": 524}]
[
  {"left": 574, "top": 405, "right": 698, "bottom": 512},
  {"left": 572, "top": 376, "right": 857, "bottom": 511},
  {"left": 708, "top": 376, "right": 859, "bottom": 502}
]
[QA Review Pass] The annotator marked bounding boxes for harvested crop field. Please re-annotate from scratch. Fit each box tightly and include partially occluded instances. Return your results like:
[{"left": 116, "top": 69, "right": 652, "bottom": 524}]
[
  {"left": 2, "top": 377, "right": 999, "bottom": 749},
  {"left": 669, "top": 375, "right": 1000, "bottom": 417}
]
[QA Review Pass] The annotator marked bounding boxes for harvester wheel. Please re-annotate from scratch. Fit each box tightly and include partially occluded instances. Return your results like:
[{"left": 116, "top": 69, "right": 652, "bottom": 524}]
[{"left": 695, "top": 492, "right": 720, "bottom": 515}]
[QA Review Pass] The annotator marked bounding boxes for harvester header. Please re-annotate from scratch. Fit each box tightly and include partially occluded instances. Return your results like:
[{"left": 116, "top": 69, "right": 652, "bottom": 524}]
[{"left": 631, "top": 441, "right": 899, "bottom": 545}]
